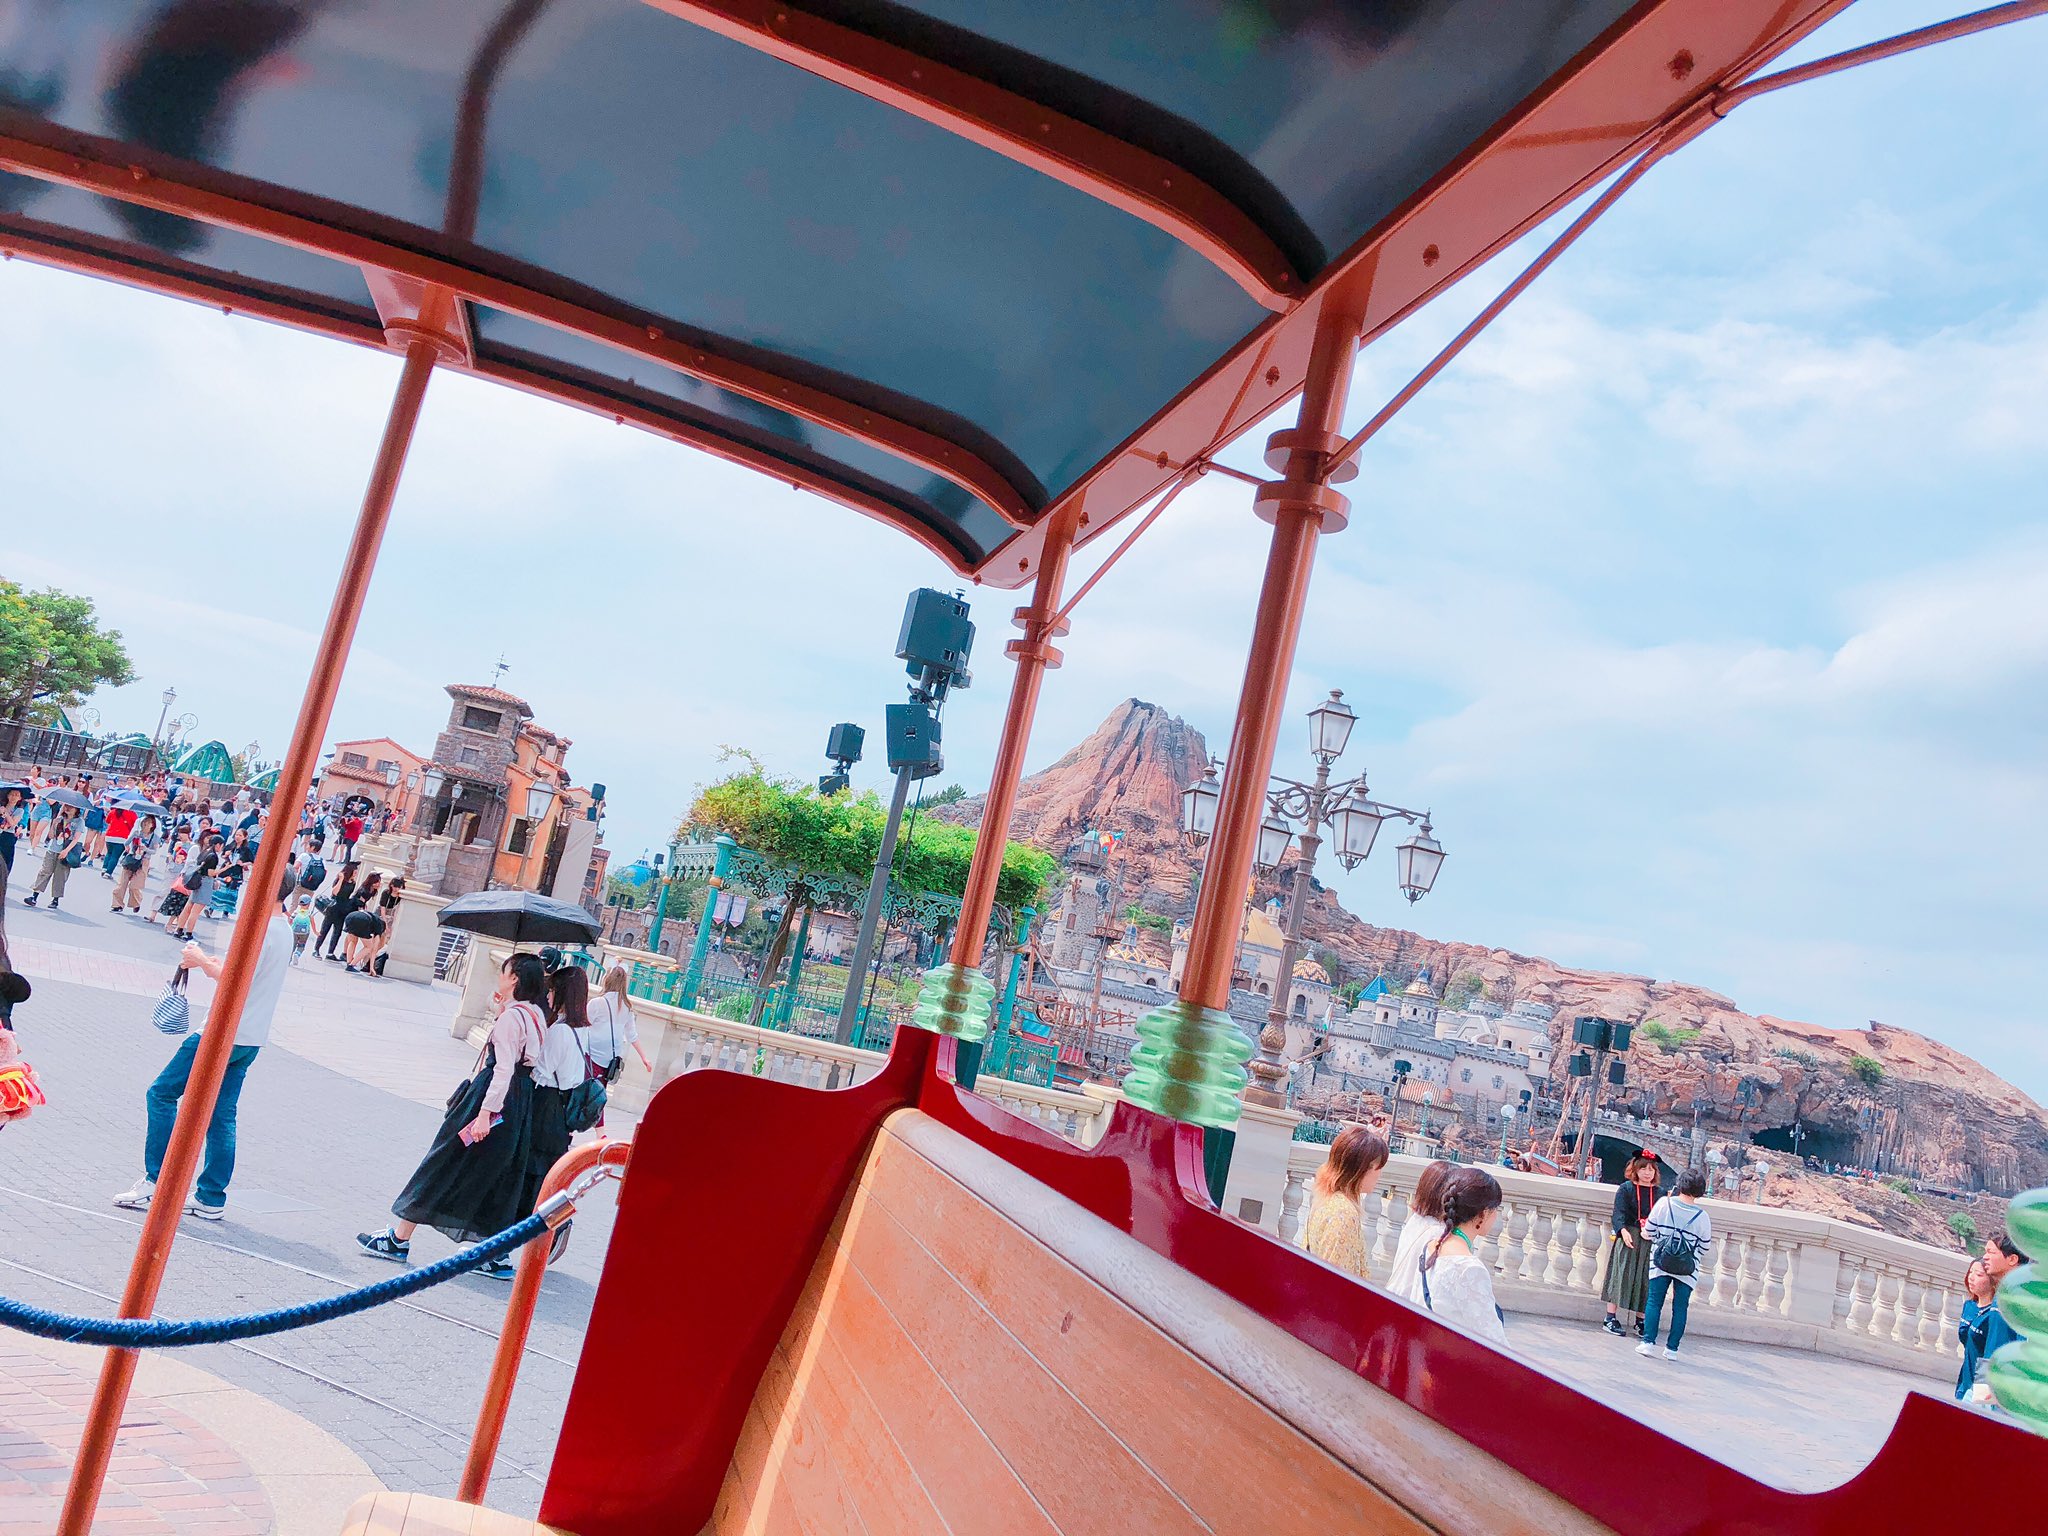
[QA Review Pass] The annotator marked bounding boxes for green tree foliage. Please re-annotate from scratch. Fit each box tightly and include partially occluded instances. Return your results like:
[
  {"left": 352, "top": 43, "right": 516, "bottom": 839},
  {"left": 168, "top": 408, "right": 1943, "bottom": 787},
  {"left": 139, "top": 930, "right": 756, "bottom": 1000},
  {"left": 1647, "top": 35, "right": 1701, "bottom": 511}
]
[
  {"left": 0, "top": 579, "right": 134, "bottom": 723},
  {"left": 1849, "top": 1054, "right": 1886, "bottom": 1088},
  {"left": 1122, "top": 903, "right": 1171, "bottom": 933},
  {"left": 1639, "top": 1019, "right": 1703, "bottom": 1054},
  {"left": 925, "top": 783, "right": 968, "bottom": 807},
  {"left": 1335, "top": 979, "right": 1366, "bottom": 1008},
  {"left": 1444, "top": 972, "right": 1488, "bottom": 1009},
  {"left": 1949, "top": 1211, "right": 1979, "bottom": 1247},
  {"left": 685, "top": 765, "right": 1058, "bottom": 910}
]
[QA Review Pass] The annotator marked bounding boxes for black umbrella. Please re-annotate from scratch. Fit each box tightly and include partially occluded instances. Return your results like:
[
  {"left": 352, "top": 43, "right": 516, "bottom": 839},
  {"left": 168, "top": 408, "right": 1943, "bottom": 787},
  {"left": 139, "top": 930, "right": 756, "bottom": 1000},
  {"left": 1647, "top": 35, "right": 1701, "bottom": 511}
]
[{"left": 436, "top": 889, "right": 602, "bottom": 944}]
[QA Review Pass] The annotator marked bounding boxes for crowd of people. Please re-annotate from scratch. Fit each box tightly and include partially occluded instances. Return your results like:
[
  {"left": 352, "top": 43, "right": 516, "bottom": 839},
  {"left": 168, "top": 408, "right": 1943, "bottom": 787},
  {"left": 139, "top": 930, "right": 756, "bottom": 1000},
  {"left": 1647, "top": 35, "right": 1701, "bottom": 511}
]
[{"left": 1299, "top": 1127, "right": 2032, "bottom": 1394}]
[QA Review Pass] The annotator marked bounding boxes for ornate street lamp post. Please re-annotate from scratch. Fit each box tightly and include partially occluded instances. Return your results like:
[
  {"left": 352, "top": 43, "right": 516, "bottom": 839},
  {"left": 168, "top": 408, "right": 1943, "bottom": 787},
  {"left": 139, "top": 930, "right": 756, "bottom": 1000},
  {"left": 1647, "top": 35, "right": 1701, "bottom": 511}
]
[
  {"left": 151, "top": 688, "right": 176, "bottom": 765},
  {"left": 1183, "top": 689, "right": 1445, "bottom": 1107}
]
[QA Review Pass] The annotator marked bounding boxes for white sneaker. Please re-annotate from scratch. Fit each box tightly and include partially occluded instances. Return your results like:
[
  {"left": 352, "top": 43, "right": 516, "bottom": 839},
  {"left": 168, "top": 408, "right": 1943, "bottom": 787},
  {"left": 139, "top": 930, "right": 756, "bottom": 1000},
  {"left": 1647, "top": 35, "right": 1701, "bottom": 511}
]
[
  {"left": 185, "top": 1198, "right": 226, "bottom": 1221},
  {"left": 112, "top": 1178, "right": 155, "bottom": 1211},
  {"left": 1635, "top": 1342, "right": 1658, "bottom": 1358},
  {"left": 1663, "top": 1348, "right": 1683, "bottom": 1361}
]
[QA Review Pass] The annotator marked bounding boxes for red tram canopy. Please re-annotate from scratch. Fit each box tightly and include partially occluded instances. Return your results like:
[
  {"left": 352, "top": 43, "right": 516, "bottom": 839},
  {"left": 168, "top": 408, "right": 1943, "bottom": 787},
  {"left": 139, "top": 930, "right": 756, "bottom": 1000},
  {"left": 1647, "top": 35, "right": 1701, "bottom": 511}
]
[{"left": 0, "top": 0, "right": 1844, "bottom": 580}]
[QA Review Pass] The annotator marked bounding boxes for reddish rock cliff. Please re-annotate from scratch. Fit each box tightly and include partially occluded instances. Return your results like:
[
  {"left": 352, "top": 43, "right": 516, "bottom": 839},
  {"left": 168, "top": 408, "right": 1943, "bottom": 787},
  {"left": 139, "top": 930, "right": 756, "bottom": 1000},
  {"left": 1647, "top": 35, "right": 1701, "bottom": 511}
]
[{"left": 943, "top": 700, "right": 2048, "bottom": 1196}]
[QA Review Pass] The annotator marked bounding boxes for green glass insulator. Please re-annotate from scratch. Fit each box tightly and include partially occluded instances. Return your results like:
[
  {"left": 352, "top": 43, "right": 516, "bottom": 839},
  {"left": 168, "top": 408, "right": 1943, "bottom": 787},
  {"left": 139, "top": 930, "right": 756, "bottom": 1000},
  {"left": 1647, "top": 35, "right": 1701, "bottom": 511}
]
[
  {"left": 1121, "top": 999, "right": 1253, "bottom": 1130},
  {"left": 911, "top": 962, "right": 995, "bottom": 1043},
  {"left": 1986, "top": 1341, "right": 2048, "bottom": 1435},
  {"left": 2004, "top": 1189, "right": 2048, "bottom": 1262},
  {"left": 1998, "top": 1266, "right": 2048, "bottom": 1339}
]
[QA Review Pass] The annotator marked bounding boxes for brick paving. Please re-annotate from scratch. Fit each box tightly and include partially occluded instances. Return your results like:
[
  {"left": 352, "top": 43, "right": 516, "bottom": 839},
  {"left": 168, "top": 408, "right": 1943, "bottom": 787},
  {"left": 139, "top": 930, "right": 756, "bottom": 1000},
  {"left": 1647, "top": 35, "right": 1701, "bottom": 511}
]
[
  {"left": 0, "top": 1343, "right": 271, "bottom": 1535},
  {"left": 2, "top": 883, "right": 620, "bottom": 1522}
]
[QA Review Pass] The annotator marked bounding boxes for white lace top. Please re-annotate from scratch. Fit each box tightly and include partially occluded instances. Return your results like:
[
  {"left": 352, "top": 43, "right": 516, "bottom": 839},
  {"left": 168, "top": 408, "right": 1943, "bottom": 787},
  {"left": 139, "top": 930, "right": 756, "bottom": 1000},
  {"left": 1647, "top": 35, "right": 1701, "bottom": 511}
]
[{"left": 1420, "top": 1240, "right": 1509, "bottom": 1345}]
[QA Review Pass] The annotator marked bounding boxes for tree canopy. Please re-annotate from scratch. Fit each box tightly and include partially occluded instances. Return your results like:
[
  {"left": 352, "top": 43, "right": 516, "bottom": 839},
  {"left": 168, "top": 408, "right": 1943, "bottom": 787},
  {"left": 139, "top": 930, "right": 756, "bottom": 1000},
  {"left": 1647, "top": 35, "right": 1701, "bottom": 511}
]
[
  {"left": 0, "top": 579, "right": 134, "bottom": 723},
  {"left": 685, "top": 765, "right": 1057, "bottom": 913}
]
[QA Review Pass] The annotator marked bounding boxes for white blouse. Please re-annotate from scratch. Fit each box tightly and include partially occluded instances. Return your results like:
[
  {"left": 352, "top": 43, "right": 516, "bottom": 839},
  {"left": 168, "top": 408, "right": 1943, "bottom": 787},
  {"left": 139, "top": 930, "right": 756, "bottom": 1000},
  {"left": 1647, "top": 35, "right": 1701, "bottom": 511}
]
[
  {"left": 1420, "top": 1243, "right": 1509, "bottom": 1345},
  {"left": 585, "top": 993, "right": 639, "bottom": 1065},
  {"left": 533, "top": 1017, "right": 591, "bottom": 1090},
  {"left": 1385, "top": 1214, "right": 1446, "bottom": 1305}
]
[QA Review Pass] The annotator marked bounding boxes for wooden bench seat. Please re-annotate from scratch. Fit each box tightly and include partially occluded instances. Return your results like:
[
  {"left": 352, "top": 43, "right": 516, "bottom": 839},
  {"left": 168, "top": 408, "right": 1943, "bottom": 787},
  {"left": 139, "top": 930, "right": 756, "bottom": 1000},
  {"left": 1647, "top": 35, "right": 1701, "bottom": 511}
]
[
  {"left": 341, "top": 1490, "right": 569, "bottom": 1535},
  {"left": 710, "top": 1108, "right": 1610, "bottom": 1535}
]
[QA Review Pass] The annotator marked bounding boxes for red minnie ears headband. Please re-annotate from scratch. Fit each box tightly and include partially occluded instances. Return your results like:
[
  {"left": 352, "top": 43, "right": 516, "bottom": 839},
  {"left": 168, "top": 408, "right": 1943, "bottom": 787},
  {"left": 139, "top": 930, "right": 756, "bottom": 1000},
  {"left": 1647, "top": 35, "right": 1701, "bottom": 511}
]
[{"left": 1640, "top": 1150, "right": 1658, "bottom": 1160}]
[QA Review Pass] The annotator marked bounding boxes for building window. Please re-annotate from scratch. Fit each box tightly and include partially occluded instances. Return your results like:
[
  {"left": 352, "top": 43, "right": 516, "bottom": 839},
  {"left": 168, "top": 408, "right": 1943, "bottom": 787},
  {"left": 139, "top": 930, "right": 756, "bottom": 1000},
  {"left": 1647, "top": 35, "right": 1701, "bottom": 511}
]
[
  {"left": 458, "top": 746, "right": 481, "bottom": 765},
  {"left": 1493, "top": 1075, "right": 1504, "bottom": 1090},
  {"left": 1460, "top": 1068, "right": 1472, "bottom": 1084},
  {"left": 507, "top": 817, "right": 533, "bottom": 855},
  {"left": 340, "top": 751, "right": 368, "bottom": 769},
  {"left": 375, "top": 758, "right": 398, "bottom": 774},
  {"left": 461, "top": 706, "right": 503, "bottom": 733}
]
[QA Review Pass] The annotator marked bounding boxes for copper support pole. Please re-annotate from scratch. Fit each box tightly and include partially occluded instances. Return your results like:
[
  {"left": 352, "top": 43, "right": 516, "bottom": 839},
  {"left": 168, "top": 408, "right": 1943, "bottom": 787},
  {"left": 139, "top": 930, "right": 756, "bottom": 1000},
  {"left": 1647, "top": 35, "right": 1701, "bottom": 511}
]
[
  {"left": 58, "top": 343, "right": 440, "bottom": 1536},
  {"left": 947, "top": 500, "right": 1085, "bottom": 974},
  {"left": 1179, "top": 308, "right": 1363, "bottom": 1009},
  {"left": 460, "top": 1139, "right": 631, "bottom": 1504}
]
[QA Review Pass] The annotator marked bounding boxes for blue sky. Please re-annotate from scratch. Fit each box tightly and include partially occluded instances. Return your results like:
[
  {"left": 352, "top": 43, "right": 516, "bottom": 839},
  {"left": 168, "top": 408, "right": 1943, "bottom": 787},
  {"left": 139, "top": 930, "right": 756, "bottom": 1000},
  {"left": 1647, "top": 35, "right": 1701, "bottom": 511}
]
[{"left": 3, "top": 3, "right": 2044, "bottom": 1099}]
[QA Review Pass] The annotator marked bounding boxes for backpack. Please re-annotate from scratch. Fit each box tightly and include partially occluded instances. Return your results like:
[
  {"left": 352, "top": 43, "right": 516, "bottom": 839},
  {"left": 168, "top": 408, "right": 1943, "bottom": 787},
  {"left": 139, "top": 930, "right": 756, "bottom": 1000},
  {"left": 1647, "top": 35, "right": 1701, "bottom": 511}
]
[{"left": 1652, "top": 1206, "right": 1705, "bottom": 1276}]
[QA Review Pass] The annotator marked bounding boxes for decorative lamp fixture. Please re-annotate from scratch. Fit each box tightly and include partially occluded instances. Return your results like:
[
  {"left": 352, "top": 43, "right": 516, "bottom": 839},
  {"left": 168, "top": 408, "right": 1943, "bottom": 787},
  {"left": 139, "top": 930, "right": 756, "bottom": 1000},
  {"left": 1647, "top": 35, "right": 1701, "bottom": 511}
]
[
  {"left": 1329, "top": 788, "right": 1385, "bottom": 871},
  {"left": 524, "top": 780, "right": 557, "bottom": 821},
  {"left": 384, "top": 763, "right": 402, "bottom": 788},
  {"left": 1306, "top": 688, "right": 1356, "bottom": 762},
  {"left": 1179, "top": 765, "right": 1220, "bottom": 844},
  {"left": 1396, "top": 817, "right": 1445, "bottom": 903},
  {"left": 420, "top": 764, "right": 445, "bottom": 800},
  {"left": 161, "top": 687, "right": 176, "bottom": 708},
  {"left": 1255, "top": 810, "right": 1293, "bottom": 870}
]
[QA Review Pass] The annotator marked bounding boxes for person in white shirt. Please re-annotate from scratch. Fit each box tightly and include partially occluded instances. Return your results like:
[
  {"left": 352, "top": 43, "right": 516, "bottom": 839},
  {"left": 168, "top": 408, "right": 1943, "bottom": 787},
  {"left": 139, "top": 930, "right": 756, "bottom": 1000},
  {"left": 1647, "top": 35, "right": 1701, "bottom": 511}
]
[
  {"left": 1384, "top": 1160, "right": 1456, "bottom": 1305},
  {"left": 1418, "top": 1166, "right": 1509, "bottom": 1345},
  {"left": 1637, "top": 1169, "right": 1714, "bottom": 1361},
  {"left": 113, "top": 872, "right": 296, "bottom": 1221},
  {"left": 587, "top": 965, "right": 652, "bottom": 1080}
]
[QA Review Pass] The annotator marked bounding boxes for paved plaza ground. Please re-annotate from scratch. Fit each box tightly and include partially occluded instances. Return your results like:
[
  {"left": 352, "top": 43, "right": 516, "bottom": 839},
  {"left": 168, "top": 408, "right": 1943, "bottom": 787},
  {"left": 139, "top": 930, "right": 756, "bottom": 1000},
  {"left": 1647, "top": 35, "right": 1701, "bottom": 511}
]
[{"left": 0, "top": 866, "right": 1959, "bottom": 1528}]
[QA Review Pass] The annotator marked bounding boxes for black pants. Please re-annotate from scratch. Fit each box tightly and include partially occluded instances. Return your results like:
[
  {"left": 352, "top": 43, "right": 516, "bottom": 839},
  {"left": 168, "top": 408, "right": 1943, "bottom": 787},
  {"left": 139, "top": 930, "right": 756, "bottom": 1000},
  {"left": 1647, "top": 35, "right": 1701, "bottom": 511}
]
[{"left": 316, "top": 909, "right": 350, "bottom": 956}]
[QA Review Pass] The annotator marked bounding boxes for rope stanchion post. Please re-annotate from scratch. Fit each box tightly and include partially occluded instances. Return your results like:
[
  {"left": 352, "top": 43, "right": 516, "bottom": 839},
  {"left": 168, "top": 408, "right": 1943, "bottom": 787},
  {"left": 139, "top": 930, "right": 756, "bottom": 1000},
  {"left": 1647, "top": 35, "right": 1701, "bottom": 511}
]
[{"left": 461, "top": 1139, "right": 631, "bottom": 1504}]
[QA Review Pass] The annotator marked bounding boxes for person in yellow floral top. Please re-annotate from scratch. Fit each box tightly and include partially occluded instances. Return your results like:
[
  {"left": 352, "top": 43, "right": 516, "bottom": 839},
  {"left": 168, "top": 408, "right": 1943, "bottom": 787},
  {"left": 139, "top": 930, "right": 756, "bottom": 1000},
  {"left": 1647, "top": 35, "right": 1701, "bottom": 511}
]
[{"left": 1303, "top": 1126, "right": 1390, "bottom": 1280}]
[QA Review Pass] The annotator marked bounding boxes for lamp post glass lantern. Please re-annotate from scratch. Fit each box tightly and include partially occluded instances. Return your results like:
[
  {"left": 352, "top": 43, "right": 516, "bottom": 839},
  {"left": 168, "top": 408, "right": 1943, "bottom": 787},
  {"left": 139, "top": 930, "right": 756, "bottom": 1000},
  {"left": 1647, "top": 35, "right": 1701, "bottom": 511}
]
[
  {"left": 1306, "top": 688, "right": 1356, "bottom": 761},
  {"left": 1181, "top": 691, "right": 1444, "bottom": 1108},
  {"left": 1179, "top": 766, "right": 1220, "bottom": 845},
  {"left": 1255, "top": 810, "right": 1292, "bottom": 870},
  {"left": 1396, "top": 818, "right": 1445, "bottom": 903}
]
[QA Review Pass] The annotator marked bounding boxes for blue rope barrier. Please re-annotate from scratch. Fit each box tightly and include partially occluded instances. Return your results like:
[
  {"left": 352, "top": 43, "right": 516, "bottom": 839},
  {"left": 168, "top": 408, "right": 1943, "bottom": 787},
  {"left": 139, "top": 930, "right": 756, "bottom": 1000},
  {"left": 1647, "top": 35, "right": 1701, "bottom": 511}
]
[{"left": 0, "top": 1213, "right": 552, "bottom": 1348}]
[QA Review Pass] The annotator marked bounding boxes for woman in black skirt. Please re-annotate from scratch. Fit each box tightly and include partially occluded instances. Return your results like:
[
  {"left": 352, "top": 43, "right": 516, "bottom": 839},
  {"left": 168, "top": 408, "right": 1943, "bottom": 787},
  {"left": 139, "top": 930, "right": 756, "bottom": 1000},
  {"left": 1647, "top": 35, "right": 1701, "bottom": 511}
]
[
  {"left": 356, "top": 952, "right": 546, "bottom": 1280},
  {"left": 525, "top": 965, "right": 594, "bottom": 1222},
  {"left": 1600, "top": 1151, "right": 1662, "bottom": 1336}
]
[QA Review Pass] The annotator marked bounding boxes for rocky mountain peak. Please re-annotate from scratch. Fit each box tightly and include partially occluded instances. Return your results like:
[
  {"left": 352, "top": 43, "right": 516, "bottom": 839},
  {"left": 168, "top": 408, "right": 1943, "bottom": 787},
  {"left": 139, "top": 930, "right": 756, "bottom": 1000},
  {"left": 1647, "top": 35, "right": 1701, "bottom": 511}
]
[{"left": 942, "top": 701, "right": 2048, "bottom": 1198}]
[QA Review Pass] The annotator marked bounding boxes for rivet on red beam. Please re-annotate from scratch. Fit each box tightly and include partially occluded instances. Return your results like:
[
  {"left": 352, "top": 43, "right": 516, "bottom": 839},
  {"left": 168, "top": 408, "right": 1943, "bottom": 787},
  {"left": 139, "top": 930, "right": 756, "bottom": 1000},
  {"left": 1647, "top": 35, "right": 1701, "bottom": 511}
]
[{"left": 1422, "top": 244, "right": 1440, "bottom": 266}]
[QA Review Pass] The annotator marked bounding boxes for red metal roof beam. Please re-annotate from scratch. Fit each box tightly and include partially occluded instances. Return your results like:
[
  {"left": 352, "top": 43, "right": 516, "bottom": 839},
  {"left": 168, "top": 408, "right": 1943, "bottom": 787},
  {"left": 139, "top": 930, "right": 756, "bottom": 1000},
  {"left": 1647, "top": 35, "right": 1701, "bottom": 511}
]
[
  {"left": 1717, "top": 0, "right": 2048, "bottom": 109},
  {"left": 1327, "top": 0, "right": 2048, "bottom": 481},
  {"left": 638, "top": 0, "right": 1304, "bottom": 311}
]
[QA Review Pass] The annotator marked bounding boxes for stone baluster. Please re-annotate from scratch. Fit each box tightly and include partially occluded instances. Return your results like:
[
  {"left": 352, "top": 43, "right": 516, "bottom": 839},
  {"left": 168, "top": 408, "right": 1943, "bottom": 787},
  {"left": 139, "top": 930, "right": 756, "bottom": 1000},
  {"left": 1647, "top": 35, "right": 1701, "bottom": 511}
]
[
  {"left": 1843, "top": 1257, "right": 1873, "bottom": 1335},
  {"left": 1278, "top": 1168, "right": 1310, "bottom": 1246},
  {"left": 1531, "top": 1206, "right": 1563, "bottom": 1288},
  {"left": 1865, "top": 1265, "right": 1898, "bottom": 1341},
  {"left": 1757, "top": 1235, "right": 1787, "bottom": 1316},
  {"left": 1735, "top": 1233, "right": 1767, "bottom": 1311},
  {"left": 1566, "top": 1213, "right": 1599, "bottom": 1292},
  {"left": 1891, "top": 1273, "right": 1923, "bottom": 1347},
  {"left": 1494, "top": 1202, "right": 1527, "bottom": 1282},
  {"left": 1913, "top": 1279, "right": 1943, "bottom": 1353}
]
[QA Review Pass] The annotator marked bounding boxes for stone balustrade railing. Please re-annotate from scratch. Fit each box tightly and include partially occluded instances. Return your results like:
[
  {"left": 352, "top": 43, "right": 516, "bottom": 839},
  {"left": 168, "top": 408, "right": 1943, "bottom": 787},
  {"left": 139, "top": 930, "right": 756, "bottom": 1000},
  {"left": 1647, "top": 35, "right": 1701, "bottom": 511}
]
[
  {"left": 607, "top": 991, "right": 1115, "bottom": 1150},
  {"left": 1278, "top": 1148, "right": 1972, "bottom": 1382}
]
